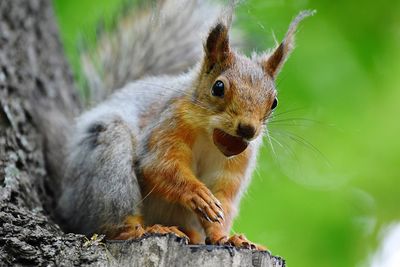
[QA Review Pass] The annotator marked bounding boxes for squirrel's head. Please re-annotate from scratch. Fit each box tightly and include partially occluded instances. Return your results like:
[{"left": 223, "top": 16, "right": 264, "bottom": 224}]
[{"left": 194, "top": 11, "right": 314, "bottom": 157}]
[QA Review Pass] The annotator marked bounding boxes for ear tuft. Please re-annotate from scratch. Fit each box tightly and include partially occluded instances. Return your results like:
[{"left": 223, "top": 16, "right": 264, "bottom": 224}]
[
  {"left": 204, "top": 22, "right": 231, "bottom": 72},
  {"left": 206, "top": 23, "right": 228, "bottom": 53},
  {"left": 263, "top": 10, "right": 316, "bottom": 78}
]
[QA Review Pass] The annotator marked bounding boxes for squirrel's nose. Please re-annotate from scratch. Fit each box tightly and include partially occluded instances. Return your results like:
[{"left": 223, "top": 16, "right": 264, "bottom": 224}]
[{"left": 237, "top": 123, "right": 256, "bottom": 140}]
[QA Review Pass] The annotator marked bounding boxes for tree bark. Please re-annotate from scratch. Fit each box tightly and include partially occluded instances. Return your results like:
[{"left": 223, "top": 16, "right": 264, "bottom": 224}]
[{"left": 0, "top": 0, "right": 285, "bottom": 266}]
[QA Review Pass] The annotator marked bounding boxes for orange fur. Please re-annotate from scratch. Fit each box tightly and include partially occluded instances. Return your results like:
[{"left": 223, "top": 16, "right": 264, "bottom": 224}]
[
  {"left": 182, "top": 228, "right": 203, "bottom": 244},
  {"left": 202, "top": 150, "right": 252, "bottom": 241},
  {"left": 142, "top": 114, "right": 200, "bottom": 203},
  {"left": 112, "top": 215, "right": 145, "bottom": 240}
]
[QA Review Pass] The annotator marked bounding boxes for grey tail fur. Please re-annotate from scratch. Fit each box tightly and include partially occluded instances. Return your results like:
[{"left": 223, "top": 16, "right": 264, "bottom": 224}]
[{"left": 81, "top": 0, "right": 225, "bottom": 105}]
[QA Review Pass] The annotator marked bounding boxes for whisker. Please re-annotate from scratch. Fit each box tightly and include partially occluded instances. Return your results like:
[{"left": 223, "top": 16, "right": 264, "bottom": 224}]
[
  {"left": 272, "top": 130, "right": 332, "bottom": 167},
  {"left": 270, "top": 107, "right": 307, "bottom": 118},
  {"left": 269, "top": 117, "right": 324, "bottom": 124},
  {"left": 268, "top": 133, "right": 300, "bottom": 164},
  {"left": 133, "top": 184, "right": 156, "bottom": 209},
  {"left": 269, "top": 123, "right": 307, "bottom": 128},
  {"left": 264, "top": 127, "right": 276, "bottom": 157},
  {"left": 269, "top": 117, "right": 338, "bottom": 132},
  {"left": 263, "top": 129, "right": 297, "bottom": 159},
  {"left": 267, "top": 134, "right": 284, "bottom": 149}
]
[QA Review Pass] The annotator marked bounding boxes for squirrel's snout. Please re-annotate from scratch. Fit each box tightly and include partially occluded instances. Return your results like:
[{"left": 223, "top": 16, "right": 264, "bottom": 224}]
[{"left": 236, "top": 123, "right": 256, "bottom": 140}]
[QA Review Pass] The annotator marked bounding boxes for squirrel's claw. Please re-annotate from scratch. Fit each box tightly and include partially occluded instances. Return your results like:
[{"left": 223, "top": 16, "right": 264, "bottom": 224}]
[
  {"left": 215, "top": 200, "right": 223, "bottom": 210},
  {"left": 197, "top": 207, "right": 213, "bottom": 222},
  {"left": 188, "top": 185, "right": 225, "bottom": 224},
  {"left": 225, "top": 234, "right": 267, "bottom": 251},
  {"left": 217, "top": 210, "right": 224, "bottom": 221},
  {"left": 207, "top": 233, "right": 266, "bottom": 251}
]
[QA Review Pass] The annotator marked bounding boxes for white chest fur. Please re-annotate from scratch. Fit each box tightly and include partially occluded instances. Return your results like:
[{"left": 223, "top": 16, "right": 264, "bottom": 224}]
[{"left": 191, "top": 133, "right": 227, "bottom": 188}]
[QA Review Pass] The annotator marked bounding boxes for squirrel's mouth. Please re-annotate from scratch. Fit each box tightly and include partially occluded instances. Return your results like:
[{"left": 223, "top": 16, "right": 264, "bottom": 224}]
[{"left": 213, "top": 129, "right": 249, "bottom": 157}]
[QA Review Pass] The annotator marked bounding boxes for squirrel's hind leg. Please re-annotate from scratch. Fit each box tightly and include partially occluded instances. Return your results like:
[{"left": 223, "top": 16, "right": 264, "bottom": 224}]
[
  {"left": 110, "top": 215, "right": 146, "bottom": 240},
  {"left": 111, "top": 215, "right": 188, "bottom": 241},
  {"left": 58, "top": 117, "right": 142, "bottom": 236}
]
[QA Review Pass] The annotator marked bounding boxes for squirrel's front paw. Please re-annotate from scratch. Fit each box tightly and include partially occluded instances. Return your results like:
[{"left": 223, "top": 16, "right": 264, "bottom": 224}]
[{"left": 183, "top": 185, "right": 224, "bottom": 223}]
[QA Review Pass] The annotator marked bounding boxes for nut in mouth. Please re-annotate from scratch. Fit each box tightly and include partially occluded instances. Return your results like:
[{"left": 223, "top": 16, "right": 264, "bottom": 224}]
[{"left": 212, "top": 129, "right": 249, "bottom": 157}]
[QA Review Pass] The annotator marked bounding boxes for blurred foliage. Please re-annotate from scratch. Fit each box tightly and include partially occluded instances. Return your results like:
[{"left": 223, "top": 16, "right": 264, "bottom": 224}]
[{"left": 53, "top": 0, "right": 400, "bottom": 266}]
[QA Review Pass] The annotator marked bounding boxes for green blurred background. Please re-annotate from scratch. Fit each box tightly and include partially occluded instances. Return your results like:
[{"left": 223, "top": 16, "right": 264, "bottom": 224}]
[{"left": 53, "top": 0, "right": 400, "bottom": 266}]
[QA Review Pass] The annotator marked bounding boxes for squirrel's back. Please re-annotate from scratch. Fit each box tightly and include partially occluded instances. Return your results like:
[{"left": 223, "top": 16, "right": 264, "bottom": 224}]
[{"left": 74, "top": 72, "right": 196, "bottom": 143}]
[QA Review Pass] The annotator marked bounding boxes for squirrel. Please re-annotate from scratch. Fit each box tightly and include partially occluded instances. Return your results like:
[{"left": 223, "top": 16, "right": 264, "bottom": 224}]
[{"left": 57, "top": 0, "right": 314, "bottom": 250}]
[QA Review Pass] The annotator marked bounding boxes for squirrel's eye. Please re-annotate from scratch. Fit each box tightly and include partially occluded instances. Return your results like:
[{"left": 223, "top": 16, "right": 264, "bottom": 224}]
[
  {"left": 271, "top": 97, "right": 278, "bottom": 110},
  {"left": 211, "top": 80, "right": 225, "bottom": 98}
]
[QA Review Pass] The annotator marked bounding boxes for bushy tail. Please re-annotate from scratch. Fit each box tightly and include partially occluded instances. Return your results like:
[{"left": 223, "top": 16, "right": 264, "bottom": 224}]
[{"left": 81, "top": 0, "right": 224, "bottom": 105}]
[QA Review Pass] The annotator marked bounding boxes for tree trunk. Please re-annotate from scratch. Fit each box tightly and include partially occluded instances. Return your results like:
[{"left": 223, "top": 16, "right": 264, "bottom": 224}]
[{"left": 0, "top": 0, "right": 285, "bottom": 266}]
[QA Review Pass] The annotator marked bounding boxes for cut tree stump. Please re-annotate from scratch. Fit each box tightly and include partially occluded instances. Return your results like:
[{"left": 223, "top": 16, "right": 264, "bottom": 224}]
[
  {"left": 0, "top": 0, "right": 286, "bottom": 266},
  {"left": 107, "top": 235, "right": 285, "bottom": 267}
]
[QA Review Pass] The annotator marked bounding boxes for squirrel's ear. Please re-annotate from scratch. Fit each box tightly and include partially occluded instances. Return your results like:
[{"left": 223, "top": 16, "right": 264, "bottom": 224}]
[
  {"left": 262, "top": 10, "right": 315, "bottom": 78},
  {"left": 204, "top": 22, "right": 231, "bottom": 72}
]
